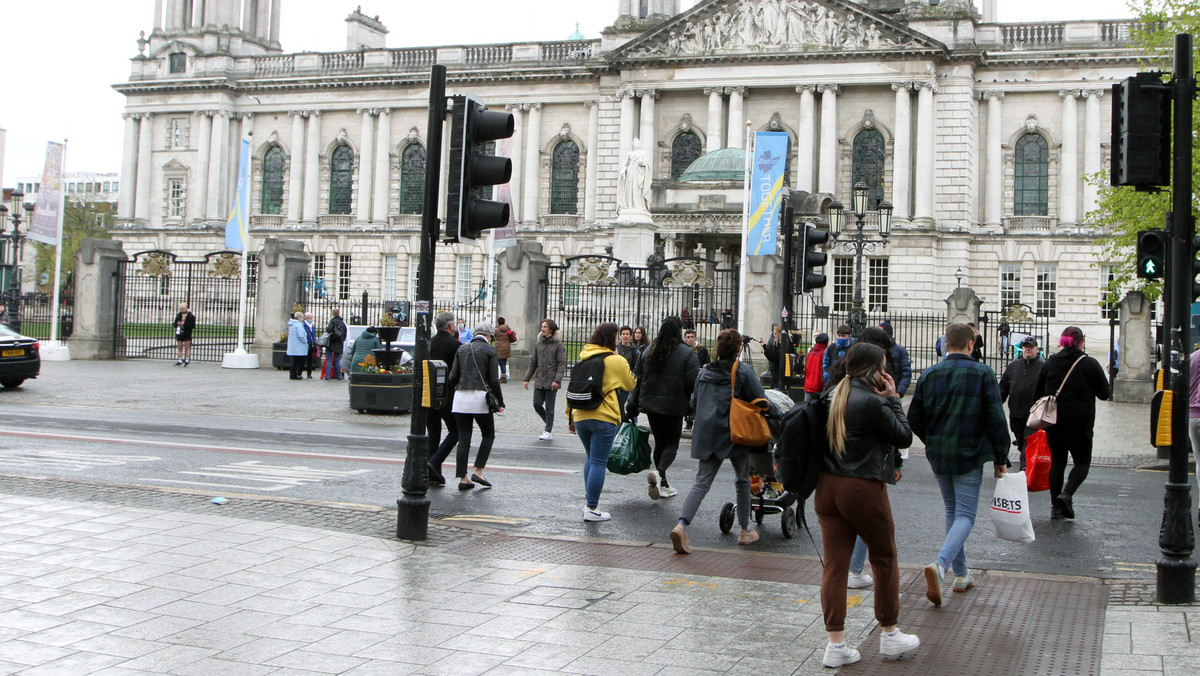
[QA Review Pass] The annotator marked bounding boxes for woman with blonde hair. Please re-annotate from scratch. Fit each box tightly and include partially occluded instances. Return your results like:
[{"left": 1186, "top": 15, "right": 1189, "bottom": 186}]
[
  {"left": 815, "top": 342, "right": 920, "bottom": 667},
  {"left": 173, "top": 303, "right": 196, "bottom": 366}
]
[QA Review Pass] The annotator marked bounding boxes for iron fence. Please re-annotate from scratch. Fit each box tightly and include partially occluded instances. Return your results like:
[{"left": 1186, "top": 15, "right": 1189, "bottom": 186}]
[
  {"left": 790, "top": 306, "right": 949, "bottom": 375},
  {"left": 981, "top": 305, "right": 1052, "bottom": 375},
  {"left": 295, "top": 276, "right": 492, "bottom": 335},
  {"left": 1, "top": 290, "right": 73, "bottom": 339}
]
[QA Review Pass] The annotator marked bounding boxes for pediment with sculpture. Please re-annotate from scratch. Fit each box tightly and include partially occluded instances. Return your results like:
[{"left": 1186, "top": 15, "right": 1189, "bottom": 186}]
[{"left": 609, "top": 0, "right": 944, "bottom": 62}]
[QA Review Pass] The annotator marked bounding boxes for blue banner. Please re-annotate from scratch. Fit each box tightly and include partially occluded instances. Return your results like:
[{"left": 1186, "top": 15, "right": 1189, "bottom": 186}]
[
  {"left": 747, "top": 131, "right": 788, "bottom": 256},
  {"left": 225, "top": 138, "right": 251, "bottom": 251}
]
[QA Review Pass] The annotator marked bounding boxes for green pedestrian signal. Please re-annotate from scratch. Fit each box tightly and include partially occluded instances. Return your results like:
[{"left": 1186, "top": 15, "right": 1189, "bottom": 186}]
[{"left": 1136, "top": 229, "right": 1166, "bottom": 280}]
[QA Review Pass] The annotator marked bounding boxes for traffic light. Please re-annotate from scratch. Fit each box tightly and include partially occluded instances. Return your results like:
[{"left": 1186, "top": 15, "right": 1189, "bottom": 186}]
[
  {"left": 1110, "top": 73, "right": 1171, "bottom": 188},
  {"left": 798, "top": 224, "right": 829, "bottom": 292},
  {"left": 446, "top": 95, "right": 515, "bottom": 242},
  {"left": 1136, "top": 229, "right": 1167, "bottom": 279}
]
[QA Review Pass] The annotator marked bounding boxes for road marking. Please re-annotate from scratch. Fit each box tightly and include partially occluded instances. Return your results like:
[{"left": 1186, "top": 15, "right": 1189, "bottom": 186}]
[
  {"left": 140, "top": 460, "right": 372, "bottom": 492},
  {"left": 1114, "top": 562, "right": 1157, "bottom": 572},
  {"left": 5, "top": 429, "right": 574, "bottom": 475},
  {"left": 442, "top": 514, "right": 533, "bottom": 525},
  {"left": 0, "top": 449, "right": 161, "bottom": 471}
]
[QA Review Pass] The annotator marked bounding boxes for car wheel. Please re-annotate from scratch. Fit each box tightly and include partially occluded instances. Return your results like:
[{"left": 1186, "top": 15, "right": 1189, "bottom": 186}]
[{"left": 0, "top": 379, "right": 26, "bottom": 389}]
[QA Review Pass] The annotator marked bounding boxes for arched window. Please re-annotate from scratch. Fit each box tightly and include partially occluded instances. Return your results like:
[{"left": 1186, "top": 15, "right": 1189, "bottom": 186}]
[
  {"left": 851, "top": 129, "right": 885, "bottom": 210},
  {"left": 261, "top": 146, "right": 285, "bottom": 215},
  {"left": 328, "top": 145, "right": 354, "bottom": 215},
  {"left": 399, "top": 144, "right": 426, "bottom": 215},
  {"left": 671, "top": 131, "right": 702, "bottom": 180},
  {"left": 549, "top": 140, "right": 579, "bottom": 215},
  {"left": 1014, "top": 134, "right": 1049, "bottom": 216}
]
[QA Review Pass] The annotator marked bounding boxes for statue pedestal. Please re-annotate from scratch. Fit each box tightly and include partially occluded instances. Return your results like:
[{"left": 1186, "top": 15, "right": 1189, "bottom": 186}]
[{"left": 612, "top": 218, "right": 657, "bottom": 265}]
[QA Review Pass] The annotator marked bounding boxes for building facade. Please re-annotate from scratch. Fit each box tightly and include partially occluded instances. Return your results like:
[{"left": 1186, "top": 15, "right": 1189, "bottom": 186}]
[{"left": 113, "top": 0, "right": 1146, "bottom": 348}]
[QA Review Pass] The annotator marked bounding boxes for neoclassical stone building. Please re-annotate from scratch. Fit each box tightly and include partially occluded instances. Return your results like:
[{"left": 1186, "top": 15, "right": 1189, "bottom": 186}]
[{"left": 114, "top": 0, "right": 1146, "bottom": 348}]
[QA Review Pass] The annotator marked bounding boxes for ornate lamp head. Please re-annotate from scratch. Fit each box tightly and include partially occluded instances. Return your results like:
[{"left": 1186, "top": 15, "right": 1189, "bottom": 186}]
[
  {"left": 852, "top": 182, "right": 869, "bottom": 218},
  {"left": 877, "top": 200, "right": 893, "bottom": 238},
  {"left": 827, "top": 199, "right": 845, "bottom": 237}
]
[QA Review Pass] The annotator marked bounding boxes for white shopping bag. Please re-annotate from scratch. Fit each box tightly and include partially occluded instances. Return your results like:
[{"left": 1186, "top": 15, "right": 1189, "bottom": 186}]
[{"left": 991, "top": 471, "right": 1035, "bottom": 544}]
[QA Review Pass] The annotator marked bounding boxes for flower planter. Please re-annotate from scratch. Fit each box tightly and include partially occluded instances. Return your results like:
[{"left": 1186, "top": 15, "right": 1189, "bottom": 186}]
[
  {"left": 272, "top": 341, "right": 290, "bottom": 370},
  {"left": 371, "top": 348, "right": 405, "bottom": 371},
  {"left": 375, "top": 325, "right": 401, "bottom": 344},
  {"left": 349, "top": 371, "right": 413, "bottom": 414}
]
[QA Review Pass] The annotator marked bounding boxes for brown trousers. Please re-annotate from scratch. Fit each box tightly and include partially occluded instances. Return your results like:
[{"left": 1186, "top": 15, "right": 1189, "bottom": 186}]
[{"left": 814, "top": 473, "right": 901, "bottom": 632}]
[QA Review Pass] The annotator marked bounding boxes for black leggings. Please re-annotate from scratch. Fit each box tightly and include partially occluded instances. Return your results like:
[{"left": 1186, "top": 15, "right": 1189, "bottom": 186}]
[
  {"left": 646, "top": 412, "right": 683, "bottom": 485},
  {"left": 1045, "top": 425, "right": 1093, "bottom": 500},
  {"left": 455, "top": 412, "right": 495, "bottom": 479}
]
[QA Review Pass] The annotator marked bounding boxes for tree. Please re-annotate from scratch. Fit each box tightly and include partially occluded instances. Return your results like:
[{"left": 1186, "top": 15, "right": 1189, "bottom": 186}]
[
  {"left": 32, "top": 200, "right": 113, "bottom": 294},
  {"left": 1090, "top": 0, "right": 1200, "bottom": 306}
]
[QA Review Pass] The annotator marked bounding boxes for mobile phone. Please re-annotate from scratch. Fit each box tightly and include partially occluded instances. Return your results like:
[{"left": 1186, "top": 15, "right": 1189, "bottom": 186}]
[{"left": 867, "top": 369, "right": 886, "bottom": 390}]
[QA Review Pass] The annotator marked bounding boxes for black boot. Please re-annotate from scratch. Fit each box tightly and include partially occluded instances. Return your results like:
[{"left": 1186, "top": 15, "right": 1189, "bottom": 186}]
[
  {"left": 1060, "top": 494, "right": 1075, "bottom": 519},
  {"left": 1051, "top": 497, "right": 1066, "bottom": 520}
]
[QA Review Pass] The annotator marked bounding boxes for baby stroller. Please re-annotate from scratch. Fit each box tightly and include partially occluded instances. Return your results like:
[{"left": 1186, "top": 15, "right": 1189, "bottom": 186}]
[{"left": 718, "top": 389, "right": 809, "bottom": 540}]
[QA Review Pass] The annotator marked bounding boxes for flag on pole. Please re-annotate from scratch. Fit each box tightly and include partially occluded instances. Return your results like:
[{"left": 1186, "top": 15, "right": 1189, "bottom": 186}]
[
  {"left": 225, "top": 138, "right": 251, "bottom": 251},
  {"left": 28, "top": 142, "right": 65, "bottom": 246},
  {"left": 746, "top": 131, "right": 789, "bottom": 256}
]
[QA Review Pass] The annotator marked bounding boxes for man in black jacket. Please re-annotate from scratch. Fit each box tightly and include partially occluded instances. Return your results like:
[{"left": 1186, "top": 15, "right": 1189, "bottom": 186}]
[
  {"left": 999, "top": 337, "right": 1045, "bottom": 470},
  {"left": 426, "top": 312, "right": 461, "bottom": 487}
]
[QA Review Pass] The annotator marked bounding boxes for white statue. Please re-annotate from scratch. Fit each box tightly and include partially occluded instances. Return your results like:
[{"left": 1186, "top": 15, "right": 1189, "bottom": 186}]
[{"left": 617, "top": 138, "right": 652, "bottom": 217}]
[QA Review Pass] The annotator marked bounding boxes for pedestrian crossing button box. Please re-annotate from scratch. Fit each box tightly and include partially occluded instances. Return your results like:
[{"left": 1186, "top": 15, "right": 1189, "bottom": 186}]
[{"left": 423, "top": 360, "right": 449, "bottom": 409}]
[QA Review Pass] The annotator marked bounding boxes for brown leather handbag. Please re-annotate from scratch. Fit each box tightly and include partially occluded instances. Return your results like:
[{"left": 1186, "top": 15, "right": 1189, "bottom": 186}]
[{"left": 729, "top": 360, "right": 772, "bottom": 446}]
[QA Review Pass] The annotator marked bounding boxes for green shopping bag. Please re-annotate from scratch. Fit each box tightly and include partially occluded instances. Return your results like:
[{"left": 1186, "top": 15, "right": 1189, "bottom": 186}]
[{"left": 607, "top": 422, "right": 651, "bottom": 475}]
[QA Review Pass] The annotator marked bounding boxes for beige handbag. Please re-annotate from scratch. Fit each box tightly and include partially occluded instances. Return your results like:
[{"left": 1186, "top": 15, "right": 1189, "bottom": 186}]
[{"left": 1026, "top": 355, "right": 1085, "bottom": 430}]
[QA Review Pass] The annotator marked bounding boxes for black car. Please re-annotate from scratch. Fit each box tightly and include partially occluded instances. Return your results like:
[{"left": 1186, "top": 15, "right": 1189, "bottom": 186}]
[{"left": 0, "top": 325, "right": 40, "bottom": 389}]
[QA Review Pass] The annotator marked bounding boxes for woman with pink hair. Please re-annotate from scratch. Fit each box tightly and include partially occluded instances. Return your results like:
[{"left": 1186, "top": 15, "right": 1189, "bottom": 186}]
[{"left": 1033, "top": 327, "right": 1111, "bottom": 520}]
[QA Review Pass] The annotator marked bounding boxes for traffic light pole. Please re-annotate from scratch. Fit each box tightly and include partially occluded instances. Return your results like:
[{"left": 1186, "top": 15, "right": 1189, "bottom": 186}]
[
  {"left": 397, "top": 64, "right": 446, "bottom": 541},
  {"left": 779, "top": 203, "right": 795, "bottom": 391},
  {"left": 1157, "top": 33, "right": 1196, "bottom": 604}
]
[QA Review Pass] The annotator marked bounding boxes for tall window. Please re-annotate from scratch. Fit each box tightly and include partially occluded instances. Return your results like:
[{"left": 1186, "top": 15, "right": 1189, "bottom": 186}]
[
  {"left": 671, "top": 131, "right": 702, "bottom": 180},
  {"left": 1100, "top": 263, "right": 1118, "bottom": 319},
  {"left": 868, "top": 258, "right": 888, "bottom": 312},
  {"left": 1000, "top": 263, "right": 1021, "bottom": 309},
  {"left": 169, "top": 52, "right": 187, "bottom": 73},
  {"left": 457, "top": 256, "right": 474, "bottom": 303},
  {"left": 399, "top": 144, "right": 426, "bottom": 214},
  {"left": 852, "top": 129, "right": 886, "bottom": 210},
  {"left": 246, "top": 253, "right": 258, "bottom": 298},
  {"left": 338, "top": 254, "right": 352, "bottom": 301},
  {"left": 409, "top": 257, "right": 420, "bottom": 299},
  {"left": 1014, "top": 134, "right": 1049, "bottom": 216},
  {"left": 169, "top": 117, "right": 189, "bottom": 149},
  {"left": 550, "top": 140, "right": 580, "bottom": 215},
  {"left": 383, "top": 255, "right": 398, "bottom": 301},
  {"left": 832, "top": 257, "right": 854, "bottom": 313},
  {"left": 168, "top": 178, "right": 186, "bottom": 218},
  {"left": 1036, "top": 263, "right": 1057, "bottom": 317},
  {"left": 328, "top": 145, "right": 354, "bottom": 215},
  {"left": 312, "top": 253, "right": 326, "bottom": 282},
  {"left": 261, "top": 146, "right": 285, "bottom": 215}
]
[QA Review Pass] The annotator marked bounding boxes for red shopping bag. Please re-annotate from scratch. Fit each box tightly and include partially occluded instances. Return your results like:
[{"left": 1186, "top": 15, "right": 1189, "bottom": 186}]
[{"left": 1025, "top": 430, "right": 1051, "bottom": 492}]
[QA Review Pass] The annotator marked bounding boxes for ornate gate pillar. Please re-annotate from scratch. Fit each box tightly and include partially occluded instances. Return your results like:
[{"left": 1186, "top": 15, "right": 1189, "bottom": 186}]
[
  {"left": 743, "top": 254, "right": 783, "bottom": 356},
  {"left": 1114, "top": 290, "right": 1154, "bottom": 403},
  {"left": 71, "top": 239, "right": 128, "bottom": 360},
  {"left": 945, "top": 287, "right": 982, "bottom": 326},
  {"left": 252, "top": 239, "right": 311, "bottom": 359},
  {"left": 496, "top": 240, "right": 551, "bottom": 376}
]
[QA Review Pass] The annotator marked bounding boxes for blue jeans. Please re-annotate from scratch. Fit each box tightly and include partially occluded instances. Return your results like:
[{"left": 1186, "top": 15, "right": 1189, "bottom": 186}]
[
  {"left": 933, "top": 466, "right": 984, "bottom": 577},
  {"left": 849, "top": 536, "right": 868, "bottom": 574},
  {"left": 575, "top": 419, "right": 617, "bottom": 509}
]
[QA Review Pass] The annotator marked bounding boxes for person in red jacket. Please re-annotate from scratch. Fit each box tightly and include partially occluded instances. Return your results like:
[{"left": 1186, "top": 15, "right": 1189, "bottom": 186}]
[{"left": 805, "top": 333, "right": 830, "bottom": 402}]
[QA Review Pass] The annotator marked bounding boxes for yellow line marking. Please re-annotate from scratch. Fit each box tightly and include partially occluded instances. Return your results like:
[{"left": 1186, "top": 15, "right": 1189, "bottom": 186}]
[
  {"left": 1114, "top": 562, "right": 1157, "bottom": 571},
  {"left": 847, "top": 594, "right": 866, "bottom": 608},
  {"left": 521, "top": 567, "right": 549, "bottom": 579},
  {"left": 441, "top": 514, "right": 532, "bottom": 525}
]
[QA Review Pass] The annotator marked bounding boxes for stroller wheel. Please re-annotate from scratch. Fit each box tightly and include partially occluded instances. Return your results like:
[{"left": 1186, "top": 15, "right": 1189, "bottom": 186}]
[
  {"left": 781, "top": 506, "right": 797, "bottom": 539},
  {"left": 719, "top": 502, "right": 735, "bottom": 534}
]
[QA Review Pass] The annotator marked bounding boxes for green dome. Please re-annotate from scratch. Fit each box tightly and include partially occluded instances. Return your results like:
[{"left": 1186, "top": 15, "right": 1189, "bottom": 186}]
[
  {"left": 568, "top": 23, "right": 585, "bottom": 40},
  {"left": 677, "top": 147, "right": 747, "bottom": 182}
]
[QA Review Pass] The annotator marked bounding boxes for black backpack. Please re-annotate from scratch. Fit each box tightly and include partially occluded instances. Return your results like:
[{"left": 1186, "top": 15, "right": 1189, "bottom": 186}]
[
  {"left": 566, "top": 353, "right": 608, "bottom": 410},
  {"left": 775, "top": 398, "right": 829, "bottom": 501}
]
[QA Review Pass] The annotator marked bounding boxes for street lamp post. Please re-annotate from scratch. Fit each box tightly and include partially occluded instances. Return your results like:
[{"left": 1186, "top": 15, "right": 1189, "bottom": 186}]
[
  {"left": 0, "top": 190, "right": 27, "bottom": 332},
  {"left": 828, "top": 182, "right": 892, "bottom": 337}
]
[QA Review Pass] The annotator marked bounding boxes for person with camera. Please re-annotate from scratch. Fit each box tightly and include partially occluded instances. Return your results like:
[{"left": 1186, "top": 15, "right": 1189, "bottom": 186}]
[{"left": 447, "top": 322, "right": 504, "bottom": 490}]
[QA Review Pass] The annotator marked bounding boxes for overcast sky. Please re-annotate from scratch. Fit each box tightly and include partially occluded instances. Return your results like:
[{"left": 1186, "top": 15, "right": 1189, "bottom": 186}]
[{"left": 0, "top": 0, "right": 1133, "bottom": 183}]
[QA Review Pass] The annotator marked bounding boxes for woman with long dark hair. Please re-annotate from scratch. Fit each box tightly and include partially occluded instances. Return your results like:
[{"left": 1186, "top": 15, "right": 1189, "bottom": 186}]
[
  {"left": 628, "top": 317, "right": 700, "bottom": 500},
  {"left": 1033, "top": 326, "right": 1110, "bottom": 519},
  {"left": 567, "top": 322, "right": 637, "bottom": 521},
  {"left": 447, "top": 322, "right": 505, "bottom": 490},
  {"left": 816, "top": 343, "right": 920, "bottom": 667},
  {"left": 632, "top": 326, "right": 650, "bottom": 354}
]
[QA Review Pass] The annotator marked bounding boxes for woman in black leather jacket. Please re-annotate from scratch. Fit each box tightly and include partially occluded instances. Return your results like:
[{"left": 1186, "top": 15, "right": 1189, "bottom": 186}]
[
  {"left": 815, "top": 343, "right": 920, "bottom": 668},
  {"left": 628, "top": 317, "right": 700, "bottom": 500}
]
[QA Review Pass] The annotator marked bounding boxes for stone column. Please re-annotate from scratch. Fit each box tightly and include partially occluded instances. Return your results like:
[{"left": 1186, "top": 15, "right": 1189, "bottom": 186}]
[
  {"left": 983, "top": 90, "right": 1004, "bottom": 228},
  {"left": 522, "top": 103, "right": 543, "bottom": 225},
  {"left": 495, "top": 240, "right": 551, "bottom": 374},
  {"left": 164, "top": 0, "right": 177, "bottom": 30},
  {"left": 619, "top": 89, "right": 636, "bottom": 167},
  {"left": 134, "top": 113, "right": 154, "bottom": 222},
  {"left": 584, "top": 100, "right": 599, "bottom": 223},
  {"left": 892, "top": 83, "right": 913, "bottom": 221},
  {"left": 242, "top": 0, "right": 255, "bottom": 32},
  {"left": 945, "top": 287, "right": 982, "bottom": 326},
  {"left": 818, "top": 84, "right": 839, "bottom": 194},
  {"left": 118, "top": 114, "right": 139, "bottom": 221},
  {"left": 269, "top": 0, "right": 282, "bottom": 43},
  {"left": 303, "top": 110, "right": 321, "bottom": 222},
  {"left": 372, "top": 108, "right": 391, "bottom": 223},
  {"left": 913, "top": 82, "right": 936, "bottom": 224},
  {"left": 507, "top": 104, "right": 525, "bottom": 222},
  {"left": 153, "top": 0, "right": 163, "bottom": 31},
  {"left": 256, "top": 0, "right": 271, "bottom": 41},
  {"left": 1083, "top": 89, "right": 1103, "bottom": 217},
  {"left": 252, "top": 238, "right": 312, "bottom": 359},
  {"left": 795, "top": 85, "right": 815, "bottom": 192},
  {"left": 207, "top": 110, "right": 230, "bottom": 222},
  {"left": 71, "top": 239, "right": 128, "bottom": 360},
  {"left": 286, "top": 111, "right": 305, "bottom": 222},
  {"left": 193, "top": 111, "right": 212, "bottom": 221},
  {"left": 357, "top": 109, "right": 376, "bottom": 223},
  {"left": 638, "top": 90, "right": 657, "bottom": 180},
  {"left": 726, "top": 87, "right": 745, "bottom": 149},
  {"left": 1059, "top": 90, "right": 1079, "bottom": 226},
  {"left": 744, "top": 254, "right": 785, "bottom": 349},
  {"left": 1114, "top": 290, "right": 1154, "bottom": 403},
  {"left": 705, "top": 87, "right": 724, "bottom": 150}
]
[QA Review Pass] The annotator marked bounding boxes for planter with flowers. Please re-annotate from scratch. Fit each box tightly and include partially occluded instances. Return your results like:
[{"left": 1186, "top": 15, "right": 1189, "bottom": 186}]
[{"left": 349, "top": 317, "right": 415, "bottom": 413}]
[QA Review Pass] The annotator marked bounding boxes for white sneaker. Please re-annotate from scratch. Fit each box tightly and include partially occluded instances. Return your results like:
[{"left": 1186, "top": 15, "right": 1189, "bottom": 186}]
[
  {"left": 647, "top": 470, "right": 660, "bottom": 500},
  {"left": 924, "top": 562, "right": 945, "bottom": 606},
  {"left": 659, "top": 485, "right": 677, "bottom": 498},
  {"left": 538, "top": 431, "right": 553, "bottom": 441},
  {"left": 880, "top": 629, "right": 920, "bottom": 660},
  {"left": 847, "top": 571, "right": 874, "bottom": 589},
  {"left": 582, "top": 506, "right": 610, "bottom": 522},
  {"left": 823, "top": 642, "right": 861, "bottom": 668}
]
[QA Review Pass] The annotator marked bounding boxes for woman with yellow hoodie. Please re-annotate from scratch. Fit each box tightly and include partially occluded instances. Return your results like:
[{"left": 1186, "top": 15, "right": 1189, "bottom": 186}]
[{"left": 568, "top": 322, "right": 637, "bottom": 522}]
